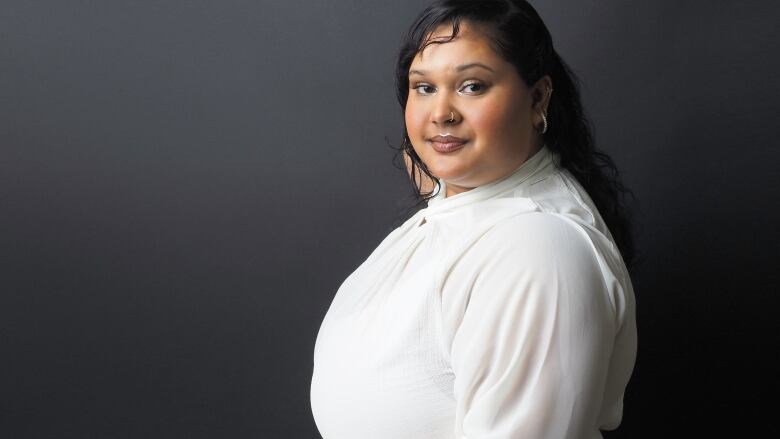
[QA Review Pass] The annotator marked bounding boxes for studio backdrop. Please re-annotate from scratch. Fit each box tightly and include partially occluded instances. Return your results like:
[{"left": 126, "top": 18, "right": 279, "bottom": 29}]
[{"left": 2, "top": 0, "right": 777, "bottom": 437}]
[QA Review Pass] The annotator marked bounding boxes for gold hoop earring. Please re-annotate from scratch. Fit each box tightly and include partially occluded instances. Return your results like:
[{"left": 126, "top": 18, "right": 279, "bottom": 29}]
[{"left": 537, "top": 87, "right": 552, "bottom": 134}]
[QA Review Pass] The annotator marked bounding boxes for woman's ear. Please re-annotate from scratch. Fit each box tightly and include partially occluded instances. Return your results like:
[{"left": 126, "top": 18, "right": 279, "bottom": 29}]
[{"left": 531, "top": 75, "right": 553, "bottom": 113}]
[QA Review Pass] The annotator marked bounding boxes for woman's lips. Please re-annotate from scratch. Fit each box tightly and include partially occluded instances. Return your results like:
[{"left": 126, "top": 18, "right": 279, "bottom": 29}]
[
  {"left": 431, "top": 140, "right": 466, "bottom": 152},
  {"left": 430, "top": 136, "right": 467, "bottom": 153}
]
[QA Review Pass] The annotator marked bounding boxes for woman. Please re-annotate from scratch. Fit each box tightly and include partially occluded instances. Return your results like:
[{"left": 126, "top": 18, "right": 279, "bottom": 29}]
[{"left": 310, "top": 1, "right": 637, "bottom": 438}]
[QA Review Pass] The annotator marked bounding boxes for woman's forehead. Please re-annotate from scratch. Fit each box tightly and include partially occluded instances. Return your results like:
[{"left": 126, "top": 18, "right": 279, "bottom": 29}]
[{"left": 412, "top": 24, "right": 500, "bottom": 68}]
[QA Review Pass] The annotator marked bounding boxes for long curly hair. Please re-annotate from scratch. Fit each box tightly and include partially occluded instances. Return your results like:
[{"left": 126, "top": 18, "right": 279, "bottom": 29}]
[{"left": 390, "top": 0, "right": 637, "bottom": 270}]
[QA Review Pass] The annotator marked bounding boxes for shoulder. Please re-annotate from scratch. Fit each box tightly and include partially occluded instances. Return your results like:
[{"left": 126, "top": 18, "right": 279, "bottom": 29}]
[
  {"left": 442, "top": 211, "right": 610, "bottom": 309},
  {"left": 437, "top": 212, "right": 618, "bottom": 346},
  {"left": 471, "top": 212, "right": 598, "bottom": 271},
  {"left": 438, "top": 210, "right": 615, "bottom": 333},
  {"left": 521, "top": 168, "right": 603, "bottom": 229}
]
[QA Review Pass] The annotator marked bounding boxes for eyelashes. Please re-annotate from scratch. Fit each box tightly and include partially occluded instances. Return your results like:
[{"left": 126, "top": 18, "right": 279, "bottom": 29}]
[
  {"left": 412, "top": 84, "right": 436, "bottom": 95},
  {"left": 410, "top": 81, "right": 489, "bottom": 96},
  {"left": 462, "top": 82, "right": 487, "bottom": 93}
]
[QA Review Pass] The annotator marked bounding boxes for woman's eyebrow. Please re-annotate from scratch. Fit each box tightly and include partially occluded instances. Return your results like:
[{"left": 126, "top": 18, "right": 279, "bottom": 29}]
[{"left": 409, "top": 62, "right": 495, "bottom": 77}]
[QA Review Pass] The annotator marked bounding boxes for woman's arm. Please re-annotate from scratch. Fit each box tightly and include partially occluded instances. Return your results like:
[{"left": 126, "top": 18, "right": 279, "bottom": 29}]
[{"left": 443, "top": 212, "right": 621, "bottom": 439}]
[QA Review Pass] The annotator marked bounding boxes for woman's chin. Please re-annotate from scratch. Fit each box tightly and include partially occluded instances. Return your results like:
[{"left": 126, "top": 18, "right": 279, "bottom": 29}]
[{"left": 427, "top": 163, "right": 469, "bottom": 182}]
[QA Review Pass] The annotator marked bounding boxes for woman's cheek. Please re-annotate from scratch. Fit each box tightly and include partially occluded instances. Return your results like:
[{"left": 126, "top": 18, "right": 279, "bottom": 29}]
[
  {"left": 403, "top": 106, "right": 423, "bottom": 161},
  {"left": 467, "top": 102, "right": 504, "bottom": 142},
  {"left": 405, "top": 104, "right": 425, "bottom": 139}
]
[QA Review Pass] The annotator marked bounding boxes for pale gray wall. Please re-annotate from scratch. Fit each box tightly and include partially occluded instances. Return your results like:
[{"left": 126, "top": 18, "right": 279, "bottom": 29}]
[{"left": 2, "top": 1, "right": 778, "bottom": 437}]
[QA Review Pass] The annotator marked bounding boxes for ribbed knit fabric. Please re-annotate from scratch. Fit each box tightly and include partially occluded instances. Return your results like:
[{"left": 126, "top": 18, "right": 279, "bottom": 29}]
[{"left": 310, "top": 145, "right": 637, "bottom": 439}]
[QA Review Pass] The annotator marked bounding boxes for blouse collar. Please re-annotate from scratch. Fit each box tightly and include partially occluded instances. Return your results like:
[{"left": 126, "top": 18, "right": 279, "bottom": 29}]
[{"left": 420, "top": 144, "right": 557, "bottom": 218}]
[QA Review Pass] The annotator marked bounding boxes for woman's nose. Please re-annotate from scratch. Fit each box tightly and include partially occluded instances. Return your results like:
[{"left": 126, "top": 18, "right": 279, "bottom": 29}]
[{"left": 431, "top": 100, "right": 459, "bottom": 125}]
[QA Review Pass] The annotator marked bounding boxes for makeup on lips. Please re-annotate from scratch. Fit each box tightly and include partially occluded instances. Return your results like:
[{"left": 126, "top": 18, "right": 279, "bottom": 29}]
[{"left": 429, "top": 134, "right": 467, "bottom": 153}]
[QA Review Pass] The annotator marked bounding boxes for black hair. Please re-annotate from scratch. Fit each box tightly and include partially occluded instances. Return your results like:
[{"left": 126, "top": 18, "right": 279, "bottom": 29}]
[{"left": 390, "top": 0, "right": 637, "bottom": 271}]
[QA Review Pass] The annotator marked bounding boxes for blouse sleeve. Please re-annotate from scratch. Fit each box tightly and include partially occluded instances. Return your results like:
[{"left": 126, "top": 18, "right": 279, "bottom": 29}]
[{"left": 443, "top": 213, "right": 618, "bottom": 439}]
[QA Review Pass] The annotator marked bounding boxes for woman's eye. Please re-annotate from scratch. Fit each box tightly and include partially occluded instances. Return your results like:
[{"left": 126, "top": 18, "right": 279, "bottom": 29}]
[
  {"left": 411, "top": 82, "right": 486, "bottom": 95},
  {"left": 412, "top": 84, "right": 435, "bottom": 95},
  {"left": 461, "top": 82, "right": 486, "bottom": 94}
]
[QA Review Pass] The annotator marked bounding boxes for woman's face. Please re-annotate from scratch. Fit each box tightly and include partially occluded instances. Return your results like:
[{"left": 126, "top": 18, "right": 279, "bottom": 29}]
[{"left": 405, "top": 21, "right": 550, "bottom": 197}]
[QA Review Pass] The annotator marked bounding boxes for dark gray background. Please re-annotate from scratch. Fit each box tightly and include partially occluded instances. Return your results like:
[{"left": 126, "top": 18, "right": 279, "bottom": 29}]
[{"left": 2, "top": 1, "right": 778, "bottom": 437}]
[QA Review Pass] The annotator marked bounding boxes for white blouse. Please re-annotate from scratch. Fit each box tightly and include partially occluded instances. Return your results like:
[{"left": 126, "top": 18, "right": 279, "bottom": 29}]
[{"left": 310, "top": 145, "right": 637, "bottom": 439}]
